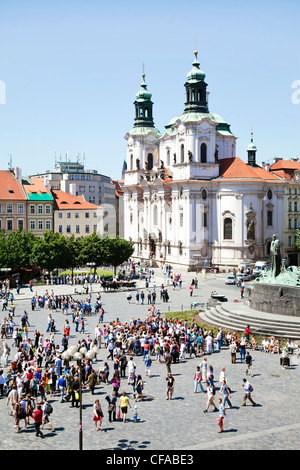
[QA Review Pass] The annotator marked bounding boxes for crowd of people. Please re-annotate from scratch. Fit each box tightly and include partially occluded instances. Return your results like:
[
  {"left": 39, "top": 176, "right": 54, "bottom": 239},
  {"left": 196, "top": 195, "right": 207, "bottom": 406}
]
[{"left": 0, "top": 265, "right": 297, "bottom": 442}]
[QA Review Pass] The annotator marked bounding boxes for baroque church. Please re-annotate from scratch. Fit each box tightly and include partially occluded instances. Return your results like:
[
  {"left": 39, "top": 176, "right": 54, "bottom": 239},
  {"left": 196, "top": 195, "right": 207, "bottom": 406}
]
[{"left": 123, "top": 49, "right": 285, "bottom": 270}]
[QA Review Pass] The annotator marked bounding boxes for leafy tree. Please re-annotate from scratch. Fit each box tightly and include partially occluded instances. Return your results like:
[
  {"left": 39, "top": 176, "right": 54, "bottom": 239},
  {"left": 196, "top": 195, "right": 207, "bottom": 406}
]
[
  {"left": 77, "top": 233, "right": 106, "bottom": 274},
  {"left": 6, "top": 230, "right": 36, "bottom": 269},
  {"left": 0, "top": 230, "right": 8, "bottom": 268},
  {"left": 104, "top": 237, "right": 134, "bottom": 274},
  {"left": 31, "top": 231, "right": 69, "bottom": 274}
]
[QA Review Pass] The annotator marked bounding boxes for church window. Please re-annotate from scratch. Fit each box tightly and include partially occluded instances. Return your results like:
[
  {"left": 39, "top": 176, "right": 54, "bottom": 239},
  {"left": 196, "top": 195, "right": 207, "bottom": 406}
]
[
  {"left": 223, "top": 218, "right": 232, "bottom": 240},
  {"left": 167, "top": 149, "right": 170, "bottom": 166},
  {"left": 130, "top": 154, "right": 133, "bottom": 171},
  {"left": 203, "top": 212, "right": 207, "bottom": 227},
  {"left": 180, "top": 144, "right": 184, "bottom": 163},
  {"left": 267, "top": 189, "right": 273, "bottom": 200},
  {"left": 267, "top": 211, "right": 273, "bottom": 226},
  {"left": 153, "top": 205, "right": 158, "bottom": 226},
  {"left": 201, "top": 143, "right": 207, "bottom": 163},
  {"left": 147, "top": 153, "right": 153, "bottom": 170}
]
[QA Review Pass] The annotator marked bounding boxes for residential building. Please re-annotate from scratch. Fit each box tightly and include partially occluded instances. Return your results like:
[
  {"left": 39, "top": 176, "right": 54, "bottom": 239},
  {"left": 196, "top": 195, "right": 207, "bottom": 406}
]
[
  {"left": 51, "top": 189, "right": 111, "bottom": 238},
  {"left": 0, "top": 169, "right": 27, "bottom": 233},
  {"left": 22, "top": 176, "right": 54, "bottom": 236}
]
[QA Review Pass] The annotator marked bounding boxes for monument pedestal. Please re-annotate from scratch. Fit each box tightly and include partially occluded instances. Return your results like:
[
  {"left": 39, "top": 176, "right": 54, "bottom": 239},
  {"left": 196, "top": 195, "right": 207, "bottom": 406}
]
[{"left": 245, "top": 283, "right": 300, "bottom": 317}]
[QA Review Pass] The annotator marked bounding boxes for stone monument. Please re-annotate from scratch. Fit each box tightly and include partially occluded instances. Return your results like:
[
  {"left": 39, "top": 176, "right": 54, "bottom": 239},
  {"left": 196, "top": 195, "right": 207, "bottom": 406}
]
[{"left": 245, "top": 235, "right": 300, "bottom": 316}]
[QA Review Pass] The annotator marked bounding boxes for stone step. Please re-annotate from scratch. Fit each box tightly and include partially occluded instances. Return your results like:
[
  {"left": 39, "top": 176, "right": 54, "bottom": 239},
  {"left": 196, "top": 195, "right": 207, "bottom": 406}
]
[{"left": 199, "top": 306, "right": 300, "bottom": 340}]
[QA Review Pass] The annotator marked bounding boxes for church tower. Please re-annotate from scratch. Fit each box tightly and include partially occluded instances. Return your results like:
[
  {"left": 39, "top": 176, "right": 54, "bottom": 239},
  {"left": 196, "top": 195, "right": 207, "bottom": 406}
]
[
  {"left": 183, "top": 47, "right": 209, "bottom": 114},
  {"left": 133, "top": 69, "right": 155, "bottom": 128}
]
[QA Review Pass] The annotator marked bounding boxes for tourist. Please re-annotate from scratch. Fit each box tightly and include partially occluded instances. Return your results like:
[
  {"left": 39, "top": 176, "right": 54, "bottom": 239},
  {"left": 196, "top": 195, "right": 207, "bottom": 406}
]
[
  {"left": 166, "top": 372, "right": 175, "bottom": 400},
  {"left": 203, "top": 381, "right": 218, "bottom": 413},
  {"left": 93, "top": 399, "right": 103, "bottom": 431},
  {"left": 193, "top": 365, "right": 204, "bottom": 393},
  {"left": 221, "top": 379, "right": 232, "bottom": 409},
  {"left": 241, "top": 378, "right": 256, "bottom": 407},
  {"left": 244, "top": 351, "right": 254, "bottom": 377},
  {"left": 218, "top": 398, "right": 226, "bottom": 433},
  {"left": 119, "top": 391, "right": 131, "bottom": 423},
  {"left": 33, "top": 404, "right": 44, "bottom": 437}
]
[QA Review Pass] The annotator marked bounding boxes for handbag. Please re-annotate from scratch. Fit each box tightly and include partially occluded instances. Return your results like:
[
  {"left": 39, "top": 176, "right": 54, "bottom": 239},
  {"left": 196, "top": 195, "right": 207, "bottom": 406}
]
[{"left": 75, "top": 391, "right": 79, "bottom": 400}]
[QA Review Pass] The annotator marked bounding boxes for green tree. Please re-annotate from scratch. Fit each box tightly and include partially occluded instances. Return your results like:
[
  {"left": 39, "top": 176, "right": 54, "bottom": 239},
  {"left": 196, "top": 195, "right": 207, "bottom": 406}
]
[
  {"left": 6, "top": 230, "right": 37, "bottom": 269},
  {"left": 31, "top": 231, "right": 69, "bottom": 274},
  {"left": 77, "top": 233, "right": 106, "bottom": 274},
  {"left": 0, "top": 230, "right": 8, "bottom": 268},
  {"left": 104, "top": 237, "right": 134, "bottom": 274}
]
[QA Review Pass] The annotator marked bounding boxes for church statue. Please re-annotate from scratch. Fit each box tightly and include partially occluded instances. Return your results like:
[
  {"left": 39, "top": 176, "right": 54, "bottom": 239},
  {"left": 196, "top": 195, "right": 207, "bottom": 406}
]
[
  {"left": 247, "top": 219, "right": 255, "bottom": 240},
  {"left": 270, "top": 234, "right": 282, "bottom": 277},
  {"left": 173, "top": 153, "right": 176, "bottom": 164},
  {"left": 136, "top": 158, "right": 140, "bottom": 170},
  {"left": 188, "top": 151, "right": 193, "bottom": 162}
]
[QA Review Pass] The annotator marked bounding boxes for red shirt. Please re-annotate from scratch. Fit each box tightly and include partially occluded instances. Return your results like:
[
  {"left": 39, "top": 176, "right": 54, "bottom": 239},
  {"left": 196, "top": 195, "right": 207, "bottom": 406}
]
[{"left": 33, "top": 409, "right": 43, "bottom": 423}]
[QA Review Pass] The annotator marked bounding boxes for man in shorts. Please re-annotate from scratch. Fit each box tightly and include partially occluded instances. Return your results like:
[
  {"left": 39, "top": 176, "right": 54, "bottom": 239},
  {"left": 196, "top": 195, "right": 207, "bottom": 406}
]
[{"left": 166, "top": 372, "right": 175, "bottom": 400}]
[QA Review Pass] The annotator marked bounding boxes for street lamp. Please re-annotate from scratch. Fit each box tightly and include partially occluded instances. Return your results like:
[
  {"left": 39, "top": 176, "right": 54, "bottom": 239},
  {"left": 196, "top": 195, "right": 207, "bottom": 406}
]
[{"left": 62, "top": 343, "right": 99, "bottom": 450}]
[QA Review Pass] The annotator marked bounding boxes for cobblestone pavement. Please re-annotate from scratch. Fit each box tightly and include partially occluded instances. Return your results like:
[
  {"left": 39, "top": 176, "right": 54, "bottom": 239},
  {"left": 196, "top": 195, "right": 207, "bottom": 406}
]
[{"left": 0, "top": 268, "right": 299, "bottom": 450}]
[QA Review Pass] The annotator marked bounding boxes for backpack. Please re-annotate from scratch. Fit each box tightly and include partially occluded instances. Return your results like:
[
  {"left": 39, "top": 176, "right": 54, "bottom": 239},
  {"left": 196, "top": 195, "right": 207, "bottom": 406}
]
[
  {"left": 46, "top": 403, "right": 53, "bottom": 414},
  {"left": 249, "top": 384, "right": 253, "bottom": 392}
]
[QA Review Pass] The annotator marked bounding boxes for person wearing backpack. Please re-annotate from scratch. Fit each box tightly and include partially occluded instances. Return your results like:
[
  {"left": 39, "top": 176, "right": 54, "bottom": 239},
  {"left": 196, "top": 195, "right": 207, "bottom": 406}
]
[
  {"left": 41, "top": 397, "right": 55, "bottom": 432},
  {"left": 242, "top": 378, "right": 256, "bottom": 407}
]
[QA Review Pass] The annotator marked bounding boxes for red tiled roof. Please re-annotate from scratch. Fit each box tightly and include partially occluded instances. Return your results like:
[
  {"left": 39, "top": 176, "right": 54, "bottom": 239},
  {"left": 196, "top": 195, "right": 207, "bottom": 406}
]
[
  {"left": 218, "top": 157, "right": 280, "bottom": 181},
  {"left": 51, "top": 190, "right": 99, "bottom": 210},
  {"left": 25, "top": 177, "right": 52, "bottom": 195},
  {"left": 0, "top": 170, "right": 27, "bottom": 200},
  {"left": 270, "top": 160, "right": 300, "bottom": 171}
]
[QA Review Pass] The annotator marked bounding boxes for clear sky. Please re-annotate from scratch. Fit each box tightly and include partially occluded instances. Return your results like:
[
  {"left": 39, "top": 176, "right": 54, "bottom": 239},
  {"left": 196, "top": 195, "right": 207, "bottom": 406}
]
[{"left": 0, "top": 0, "right": 299, "bottom": 180}]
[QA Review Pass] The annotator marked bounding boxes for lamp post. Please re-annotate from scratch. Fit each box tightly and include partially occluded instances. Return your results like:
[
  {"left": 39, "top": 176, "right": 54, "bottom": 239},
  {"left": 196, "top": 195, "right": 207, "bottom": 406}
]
[{"left": 62, "top": 343, "right": 99, "bottom": 450}]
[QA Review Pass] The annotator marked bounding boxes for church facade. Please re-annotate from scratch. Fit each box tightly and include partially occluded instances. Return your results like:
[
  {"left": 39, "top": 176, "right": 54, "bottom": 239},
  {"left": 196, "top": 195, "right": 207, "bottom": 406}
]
[{"left": 123, "top": 50, "right": 285, "bottom": 270}]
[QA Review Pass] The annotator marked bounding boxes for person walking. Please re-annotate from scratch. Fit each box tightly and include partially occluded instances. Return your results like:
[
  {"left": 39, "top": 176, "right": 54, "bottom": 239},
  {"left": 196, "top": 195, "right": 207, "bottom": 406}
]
[
  {"left": 166, "top": 372, "right": 175, "bottom": 400},
  {"left": 218, "top": 398, "right": 226, "bottom": 433},
  {"left": 244, "top": 351, "right": 254, "bottom": 377},
  {"left": 119, "top": 391, "right": 131, "bottom": 423},
  {"left": 93, "top": 399, "right": 103, "bottom": 431},
  {"left": 106, "top": 391, "right": 117, "bottom": 422},
  {"left": 33, "top": 404, "right": 44, "bottom": 438},
  {"left": 203, "top": 381, "right": 218, "bottom": 413},
  {"left": 229, "top": 341, "right": 237, "bottom": 364},
  {"left": 193, "top": 366, "right": 204, "bottom": 393},
  {"left": 221, "top": 379, "right": 232, "bottom": 409},
  {"left": 242, "top": 378, "right": 256, "bottom": 407},
  {"left": 41, "top": 397, "right": 55, "bottom": 432}
]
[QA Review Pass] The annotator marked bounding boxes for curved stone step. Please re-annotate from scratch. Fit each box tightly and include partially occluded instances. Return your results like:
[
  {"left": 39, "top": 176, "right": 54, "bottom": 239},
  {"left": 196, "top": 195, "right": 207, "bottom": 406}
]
[{"left": 199, "top": 306, "right": 300, "bottom": 340}]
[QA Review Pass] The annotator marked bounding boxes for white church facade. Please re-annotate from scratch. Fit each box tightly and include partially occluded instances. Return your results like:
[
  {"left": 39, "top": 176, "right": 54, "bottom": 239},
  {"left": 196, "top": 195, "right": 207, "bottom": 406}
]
[{"left": 123, "top": 50, "right": 285, "bottom": 270}]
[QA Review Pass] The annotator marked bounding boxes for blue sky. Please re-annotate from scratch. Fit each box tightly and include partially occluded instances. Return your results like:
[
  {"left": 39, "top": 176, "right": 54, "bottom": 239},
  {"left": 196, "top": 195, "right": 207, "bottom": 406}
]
[{"left": 0, "top": 0, "right": 299, "bottom": 179}]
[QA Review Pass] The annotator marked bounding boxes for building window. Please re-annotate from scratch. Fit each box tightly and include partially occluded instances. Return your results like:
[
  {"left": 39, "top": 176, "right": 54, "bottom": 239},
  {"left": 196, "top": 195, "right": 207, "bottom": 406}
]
[
  {"left": 167, "top": 149, "right": 170, "bottom": 166},
  {"left": 79, "top": 185, "right": 85, "bottom": 192},
  {"left": 38, "top": 220, "right": 43, "bottom": 230},
  {"left": 85, "top": 225, "right": 90, "bottom": 233},
  {"left": 58, "top": 212, "right": 63, "bottom": 219},
  {"left": 289, "top": 236, "right": 292, "bottom": 246},
  {"left": 18, "top": 220, "right": 24, "bottom": 230},
  {"left": 89, "top": 186, "right": 95, "bottom": 192},
  {"left": 295, "top": 202, "right": 298, "bottom": 212},
  {"left": 203, "top": 212, "right": 208, "bottom": 227},
  {"left": 180, "top": 144, "right": 184, "bottom": 164},
  {"left": 7, "top": 220, "right": 13, "bottom": 231},
  {"left": 18, "top": 204, "right": 24, "bottom": 213},
  {"left": 85, "top": 212, "right": 90, "bottom": 218},
  {"left": 30, "top": 205, "right": 35, "bottom": 214},
  {"left": 38, "top": 205, "right": 43, "bottom": 214},
  {"left": 67, "top": 212, "right": 71, "bottom": 219},
  {"left": 267, "top": 189, "right": 273, "bottom": 200},
  {"left": 223, "top": 218, "right": 232, "bottom": 240},
  {"left": 30, "top": 220, "right": 36, "bottom": 230},
  {"left": 201, "top": 143, "right": 207, "bottom": 163},
  {"left": 58, "top": 225, "right": 63, "bottom": 234},
  {"left": 288, "top": 218, "right": 292, "bottom": 229},
  {"left": 81, "top": 175, "right": 85, "bottom": 180},
  {"left": 45, "top": 205, "right": 51, "bottom": 214},
  {"left": 0, "top": 204, "right": 2, "bottom": 213},
  {"left": 267, "top": 211, "right": 273, "bottom": 226},
  {"left": 93, "top": 224, "right": 97, "bottom": 233},
  {"left": 66, "top": 225, "right": 71, "bottom": 233},
  {"left": 46, "top": 220, "right": 51, "bottom": 230},
  {"left": 76, "top": 225, "right": 80, "bottom": 234},
  {"left": 289, "top": 202, "right": 292, "bottom": 211},
  {"left": 147, "top": 153, "right": 154, "bottom": 171},
  {"left": 7, "top": 204, "right": 13, "bottom": 213}
]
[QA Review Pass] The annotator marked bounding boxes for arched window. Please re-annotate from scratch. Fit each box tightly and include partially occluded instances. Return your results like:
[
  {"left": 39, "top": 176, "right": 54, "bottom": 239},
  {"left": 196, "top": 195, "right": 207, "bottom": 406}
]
[
  {"left": 147, "top": 153, "right": 153, "bottom": 170},
  {"left": 130, "top": 154, "right": 133, "bottom": 171},
  {"left": 180, "top": 144, "right": 184, "bottom": 163},
  {"left": 201, "top": 142, "right": 207, "bottom": 163},
  {"left": 224, "top": 218, "right": 232, "bottom": 240}
]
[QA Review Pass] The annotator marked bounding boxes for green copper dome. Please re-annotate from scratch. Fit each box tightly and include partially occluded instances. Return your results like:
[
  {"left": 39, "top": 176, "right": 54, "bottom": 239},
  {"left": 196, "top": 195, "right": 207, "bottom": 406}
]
[
  {"left": 136, "top": 74, "right": 152, "bottom": 101},
  {"left": 186, "top": 50, "right": 206, "bottom": 82}
]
